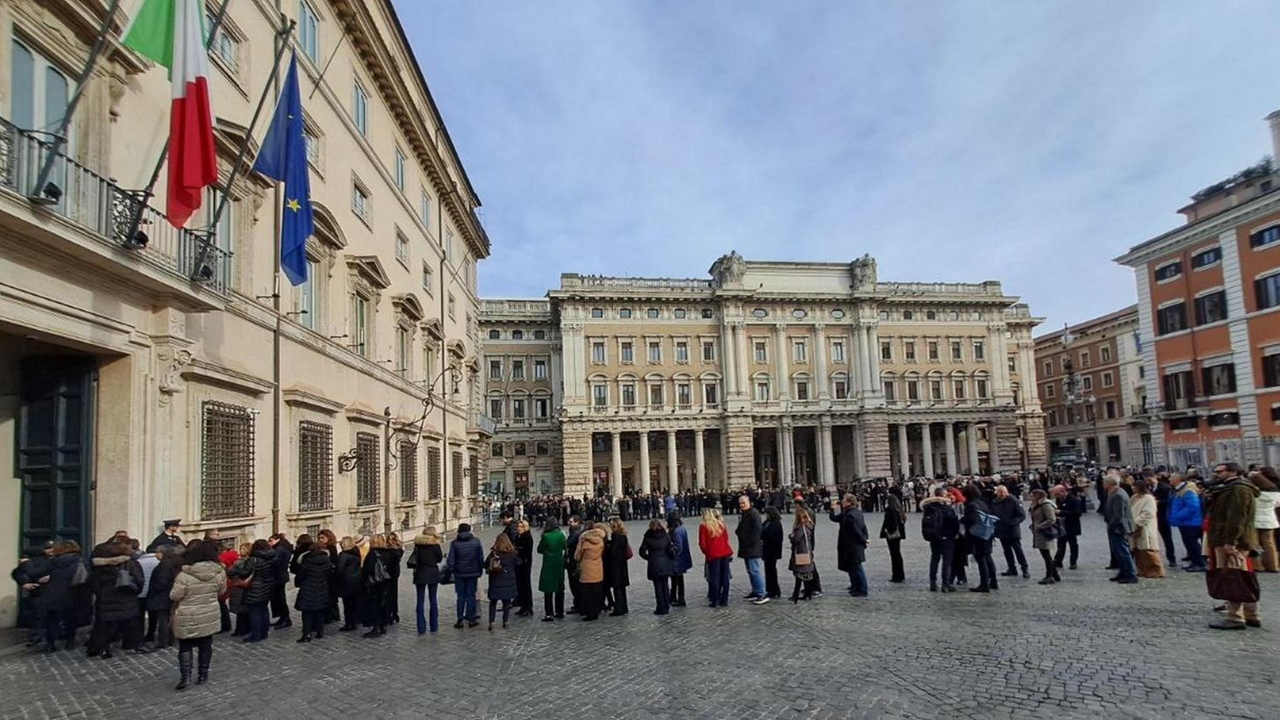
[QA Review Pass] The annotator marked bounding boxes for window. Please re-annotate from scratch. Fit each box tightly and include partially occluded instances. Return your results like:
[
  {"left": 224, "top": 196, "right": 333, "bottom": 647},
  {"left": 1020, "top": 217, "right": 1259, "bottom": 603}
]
[
  {"left": 399, "top": 440, "right": 418, "bottom": 501},
  {"left": 1195, "top": 290, "right": 1227, "bottom": 325},
  {"left": 879, "top": 311, "right": 890, "bottom": 321},
  {"left": 420, "top": 190, "right": 432, "bottom": 227},
  {"left": 1256, "top": 273, "right": 1280, "bottom": 311},
  {"left": 395, "top": 231, "right": 409, "bottom": 266},
  {"left": 755, "top": 380, "right": 771, "bottom": 401},
  {"left": 488, "top": 359, "right": 502, "bottom": 380},
  {"left": 702, "top": 340, "right": 716, "bottom": 362},
  {"left": 950, "top": 340, "right": 963, "bottom": 361},
  {"left": 394, "top": 147, "right": 406, "bottom": 190},
  {"left": 298, "top": 1, "right": 320, "bottom": 62},
  {"left": 1154, "top": 261, "right": 1182, "bottom": 282},
  {"left": 646, "top": 308, "right": 660, "bottom": 319},
  {"left": 832, "top": 339, "right": 846, "bottom": 363},
  {"left": 621, "top": 383, "right": 636, "bottom": 408},
  {"left": 973, "top": 341, "right": 985, "bottom": 361},
  {"left": 447, "top": 294, "right": 455, "bottom": 320},
  {"left": 591, "top": 308, "right": 604, "bottom": 318},
  {"left": 1045, "top": 383, "right": 1055, "bottom": 398},
  {"left": 534, "top": 330, "right": 546, "bottom": 340},
  {"left": 975, "top": 378, "right": 988, "bottom": 398},
  {"left": 352, "top": 80, "right": 369, "bottom": 136},
  {"left": 1105, "top": 401, "right": 1117, "bottom": 420},
  {"left": 352, "top": 295, "right": 370, "bottom": 357},
  {"left": 880, "top": 340, "right": 892, "bottom": 362},
  {"left": 592, "top": 342, "right": 606, "bottom": 364},
  {"left": 422, "top": 263, "right": 433, "bottom": 295},
  {"left": 490, "top": 442, "right": 505, "bottom": 459},
  {"left": 882, "top": 379, "right": 896, "bottom": 401},
  {"left": 512, "top": 398, "right": 526, "bottom": 419},
  {"left": 619, "top": 308, "right": 633, "bottom": 319},
  {"left": 1008, "top": 356, "right": 1016, "bottom": 374},
  {"left": 511, "top": 330, "right": 524, "bottom": 340},
  {"left": 535, "top": 398, "right": 550, "bottom": 419},
  {"left": 592, "top": 384, "right": 608, "bottom": 408},
  {"left": 701, "top": 309, "right": 714, "bottom": 319},
  {"left": 1102, "top": 371, "right": 1114, "bottom": 388},
  {"left": 903, "top": 340, "right": 915, "bottom": 362},
  {"left": 1100, "top": 346, "right": 1111, "bottom": 363},
  {"left": 647, "top": 341, "right": 662, "bottom": 363},
  {"left": 754, "top": 341, "right": 768, "bottom": 363},
  {"left": 1192, "top": 247, "right": 1222, "bottom": 268},
  {"left": 903, "top": 310, "right": 914, "bottom": 320},
  {"left": 1264, "top": 354, "right": 1280, "bottom": 388},
  {"left": 618, "top": 341, "right": 634, "bottom": 363},
  {"left": 1082, "top": 376, "right": 1092, "bottom": 391},
  {"left": 648, "top": 384, "right": 664, "bottom": 407},
  {"left": 304, "top": 127, "right": 321, "bottom": 166},
  {"left": 952, "top": 378, "right": 966, "bottom": 399},
  {"left": 675, "top": 341, "right": 689, "bottom": 363},
  {"left": 930, "top": 379, "right": 943, "bottom": 400},
  {"left": 534, "top": 359, "right": 547, "bottom": 381},
  {"left": 207, "top": 13, "right": 240, "bottom": 72},
  {"left": 355, "top": 432, "right": 380, "bottom": 507},
  {"left": 926, "top": 310, "right": 937, "bottom": 320},
  {"left": 928, "top": 341, "right": 939, "bottom": 362},
  {"left": 395, "top": 326, "right": 410, "bottom": 376},
  {"left": 704, "top": 383, "right": 719, "bottom": 406},
  {"left": 424, "top": 446, "right": 442, "bottom": 501},
  {"left": 1157, "top": 303, "right": 1187, "bottom": 335},
  {"left": 795, "top": 381, "right": 809, "bottom": 401},
  {"left": 1043, "top": 360, "right": 1053, "bottom": 377},
  {"left": 536, "top": 441, "right": 550, "bottom": 456},
  {"left": 1079, "top": 350, "right": 1092, "bottom": 368},
  {"left": 793, "top": 340, "right": 808, "bottom": 363},
  {"left": 488, "top": 398, "right": 503, "bottom": 420},
  {"left": 1047, "top": 411, "right": 1058, "bottom": 428},
  {"left": 752, "top": 308, "right": 768, "bottom": 318},
  {"left": 200, "top": 402, "right": 256, "bottom": 520},
  {"left": 298, "top": 258, "right": 318, "bottom": 330},
  {"left": 1208, "top": 412, "right": 1240, "bottom": 428},
  {"left": 677, "top": 383, "right": 692, "bottom": 407},
  {"left": 296, "top": 420, "right": 332, "bottom": 512},
  {"left": 511, "top": 360, "right": 525, "bottom": 381},
  {"left": 511, "top": 442, "right": 526, "bottom": 457},
  {"left": 1203, "top": 364, "right": 1236, "bottom": 396},
  {"left": 351, "top": 180, "right": 370, "bottom": 219},
  {"left": 452, "top": 451, "right": 465, "bottom": 498},
  {"left": 907, "top": 378, "right": 920, "bottom": 401},
  {"left": 1250, "top": 225, "right": 1280, "bottom": 249},
  {"left": 444, "top": 230, "right": 455, "bottom": 261},
  {"left": 488, "top": 329, "right": 500, "bottom": 340},
  {"left": 674, "top": 309, "right": 687, "bottom": 319},
  {"left": 834, "top": 379, "right": 848, "bottom": 399},
  {"left": 1170, "top": 416, "right": 1198, "bottom": 431}
]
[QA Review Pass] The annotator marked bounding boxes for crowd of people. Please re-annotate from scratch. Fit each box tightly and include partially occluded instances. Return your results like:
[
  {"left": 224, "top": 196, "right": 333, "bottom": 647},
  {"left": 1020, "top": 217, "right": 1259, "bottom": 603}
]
[{"left": 10, "top": 461, "right": 1275, "bottom": 691}]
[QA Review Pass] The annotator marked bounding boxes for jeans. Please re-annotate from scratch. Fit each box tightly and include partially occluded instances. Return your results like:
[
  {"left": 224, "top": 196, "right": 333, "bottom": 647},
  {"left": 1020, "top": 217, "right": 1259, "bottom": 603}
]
[
  {"left": 706, "top": 557, "right": 731, "bottom": 606},
  {"left": 1000, "top": 537, "right": 1028, "bottom": 572},
  {"left": 454, "top": 577, "right": 478, "bottom": 622},
  {"left": 1158, "top": 517, "right": 1177, "bottom": 564},
  {"left": 971, "top": 538, "right": 997, "bottom": 589},
  {"left": 652, "top": 578, "right": 671, "bottom": 614},
  {"left": 247, "top": 603, "right": 270, "bottom": 642},
  {"left": 1109, "top": 532, "right": 1138, "bottom": 580},
  {"left": 744, "top": 557, "right": 765, "bottom": 598},
  {"left": 928, "top": 539, "right": 954, "bottom": 587},
  {"left": 669, "top": 575, "right": 686, "bottom": 605},
  {"left": 416, "top": 582, "right": 439, "bottom": 633},
  {"left": 1178, "top": 526, "right": 1205, "bottom": 569},
  {"left": 846, "top": 563, "right": 868, "bottom": 595}
]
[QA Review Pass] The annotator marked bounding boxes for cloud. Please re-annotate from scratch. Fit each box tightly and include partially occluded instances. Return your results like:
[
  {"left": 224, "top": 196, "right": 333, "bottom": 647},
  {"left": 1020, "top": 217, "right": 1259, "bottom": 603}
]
[{"left": 401, "top": 0, "right": 1280, "bottom": 330}]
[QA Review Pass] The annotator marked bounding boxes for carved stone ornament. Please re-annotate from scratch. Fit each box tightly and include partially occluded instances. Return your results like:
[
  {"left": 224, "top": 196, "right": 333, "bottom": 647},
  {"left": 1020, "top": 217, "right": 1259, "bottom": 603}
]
[
  {"left": 851, "top": 254, "right": 878, "bottom": 291},
  {"left": 156, "top": 346, "right": 193, "bottom": 398},
  {"left": 709, "top": 251, "right": 747, "bottom": 289}
]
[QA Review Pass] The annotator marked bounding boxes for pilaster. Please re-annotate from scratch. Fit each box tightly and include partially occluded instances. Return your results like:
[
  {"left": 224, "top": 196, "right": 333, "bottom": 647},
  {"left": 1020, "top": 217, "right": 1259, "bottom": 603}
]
[
  {"left": 860, "top": 414, "right": 891, "bottom": 478},
  {"left": 561, "top": 425, "right": 593, "bottom": 496},
  {"left": 724, "top": 416, "right": 757, "bottom": 487}
]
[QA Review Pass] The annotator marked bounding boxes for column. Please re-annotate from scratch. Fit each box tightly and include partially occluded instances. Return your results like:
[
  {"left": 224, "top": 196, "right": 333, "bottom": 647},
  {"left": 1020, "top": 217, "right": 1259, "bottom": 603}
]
[
  {"left": 857, "top": 324, "right": 872, "bottom": 394},
  {"left": 943, "top": 422, "right": 957, "bottom": 476},
  {"left": 638, "top": 430, "right": 651, "bottom": 494},
  {"left": 775, "top": 323, "right": 790, "bottom": 399},
  {"left": 853, "top": 422, "right": 868, "bottom": 478},
  {"left": 967, "top": 423, "right": 980, "bottom": 475},
  {"left": 921, "top": 423, "right": 935, "bottom": 479},
  {"left": 774, "top": 425, "right": 785, "bottom": 486},
  {"left": 722, "top": 324, "right": 737, "bottom": 398},
  {"left": 734, "top": 323, "right": 749, "bottom": 399},
  {"left": 897, "top": 423, "right": 910, "bottom": 480},
  {"left": 867, "top": 323, "right": 883, "bottom": 392},
  {"left": 783, "top": 424, "right": 795, "bottom": 484},
  {"left": 667, "top": 429, "right": 679, "bottom": 492},
  {"left": 694, "top": 430, "right": 706, "bottom": 489},
  {"left": 851, "top": 325, "right": 865, "bottom": 394},
  {"left": 610, "top": 431, "right": 623, "bottom": 496},
  {"left": 820, "top": 421, "right": 835, "bottom": 486},
  {"left": 814, "top": 324, "right": 829, "bottom": 399}
]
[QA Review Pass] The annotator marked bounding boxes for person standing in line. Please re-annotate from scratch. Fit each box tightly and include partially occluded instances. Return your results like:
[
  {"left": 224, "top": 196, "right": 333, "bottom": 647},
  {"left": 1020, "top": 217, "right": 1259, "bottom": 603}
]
[
  {"left": 667, "top": 513, "right": 693, "bottom": 607},
  {"left": 639, "top": 519, "right": 675, "bottom": 615},
  {"left": 384, "top": 533, "right": 404, "bottom": 626},
  {"left": 136, "top": 545, "right": 161, "bottom": 645},
  {"left": 1249, "top": 469, "right": 1279, "bottom": 572},
  {"left": 829, "top": 493, "right": 870, "bottom": 597},
  {"left": 1029, "top": 489, "right": 1062, "bottom": 585},
  {"left": 961, "top": 485, "right": 998, "bottom": 593},
  {"left": 293, "top": 539, "right": 333, "bottom": 643},
  {"left": 736, "top": 495, "right": 768, "bottom": 604},
  {"left": 573, "top": 522, "right": 608, "bottom": 621},
  {"left": 358, "top": 535, "right": 392, "bottom": 638},
  {"left": 1103, "top": 472, "right": 1139, "bottom": 584},
  {"left": 1129, "top": 480, "right": 1165, "bottom": 579},
  {"left": 409, "top": 528, "right": 443, "bottom": 635},
  {"left": 1154, "top": 473, "right": 1178, "bottom": 567},
  {"left": 238, "top": 540, "right": 277, "bottom": 642},
  {"left": 762, "top": 507, "right": 784, "bottom": 600},
  {"left": 537, "top": 519, "right": 567, "bottom": 622},
  {"left": 605, "top": 518, "right": 631, "bottom": 617},
  {"left": 1205, "top": 462, "right": 1261, "bottom": 629},
  {"left": 267, "top": 533, "right": 293, "bottom": 630},
  {"left": 920, "top": 488, "right": 958, "bottom": 593},
  {"left": 788, "top": 507, "right": 817, "bottom": 603},
  {"left": 513, "top": 520, "right": 535, "bottom": 617},
  {"left": 1053, "top": 484, "right": 1086, "bottom": 571},
  {"left": 564, "top": 516, "right": 584, "bottom": 615},
  {"left": 334, "top": 537, "right": 363, "bottom": 631},
  {"left": 1169, "top": 473, "right": 1206, "bottom": 572},
  {"left": 315, "top": 529, "right": 342, "bottom": 625},
  {"left": 699, "top": 509, "right": 734, "bottom": 607},
  {"left": 168, "top": 540, "right": 225, "bottom": 690},
  {"left": 446, "top": 523, "right": 485, "bottom": 629},
  {"left": 991, "top": 485, "right": 1030, "bottom": 580},
  {"left": 145, "top": 544, "right": 184, "bottom": 649},
  {"left": 34, "top": 541, "right": 86, "bottom": 652},
  {"left": 485, "top": 533, "right": 519, "bottom": 631},
  {"left": 881, "top": 488, "right": 907, "bottom": 583}
]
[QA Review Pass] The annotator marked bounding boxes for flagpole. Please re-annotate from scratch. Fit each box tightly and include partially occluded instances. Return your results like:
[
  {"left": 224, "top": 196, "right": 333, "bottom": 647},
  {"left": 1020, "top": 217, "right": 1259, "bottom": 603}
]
[
  {"left": 270, "top": 23, "right": 285, "bottom": 537},
  {"left": 187, "top": 19, "right": 296, "bottom": 281},
  {"left": 28, "top": 0, "right": 124, "bottom": 200}
]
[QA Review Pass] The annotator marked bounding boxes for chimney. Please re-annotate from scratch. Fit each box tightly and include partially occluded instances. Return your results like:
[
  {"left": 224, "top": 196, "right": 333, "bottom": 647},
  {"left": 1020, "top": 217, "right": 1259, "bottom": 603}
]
[{"left": 1268, "top": 110, "right": 1280, "bottom": 164}]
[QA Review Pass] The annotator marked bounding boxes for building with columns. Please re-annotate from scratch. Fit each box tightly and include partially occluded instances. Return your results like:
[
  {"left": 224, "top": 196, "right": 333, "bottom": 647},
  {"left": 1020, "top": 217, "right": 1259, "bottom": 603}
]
[{"left": 483, "top": 253, "right": 1046, "bottom": 496}]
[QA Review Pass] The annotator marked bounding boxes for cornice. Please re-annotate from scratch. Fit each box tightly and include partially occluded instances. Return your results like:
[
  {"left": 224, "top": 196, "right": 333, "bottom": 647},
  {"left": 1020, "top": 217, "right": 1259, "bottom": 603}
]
[
  {"left": 1115, "top": 189, "right": 1280, "bottom": 267},
  {"left": 181, "top": 358, "right": 273, "bottom": 396},
  {"left": 282, "top": 385, "right": 345, "bottom": 415}
]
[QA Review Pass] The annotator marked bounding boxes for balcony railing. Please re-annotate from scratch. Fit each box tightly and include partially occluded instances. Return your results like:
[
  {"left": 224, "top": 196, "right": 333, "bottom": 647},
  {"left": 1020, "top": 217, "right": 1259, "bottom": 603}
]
[
  {"left": 0, "top": 118, "right": 231, "bottom": 296},
  {"left": 1162, "top": 397, "right": 1207, "bottom": 413}
]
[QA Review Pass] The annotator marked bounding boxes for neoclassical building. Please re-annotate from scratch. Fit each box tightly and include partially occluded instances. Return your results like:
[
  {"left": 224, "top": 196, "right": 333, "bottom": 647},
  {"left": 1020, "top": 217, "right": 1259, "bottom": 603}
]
[
  {"left": 0, "top": 0, "right": 491, "bottom": 627},
  {"left": 483, "top": 253, "right": 1046, "bottom": 496}
]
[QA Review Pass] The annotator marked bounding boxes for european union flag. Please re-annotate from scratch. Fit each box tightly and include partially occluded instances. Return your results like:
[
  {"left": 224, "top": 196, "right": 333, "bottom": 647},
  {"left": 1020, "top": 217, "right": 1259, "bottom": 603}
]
[{"left": 253, "top": 53, "right": 313, "bottom": 286}]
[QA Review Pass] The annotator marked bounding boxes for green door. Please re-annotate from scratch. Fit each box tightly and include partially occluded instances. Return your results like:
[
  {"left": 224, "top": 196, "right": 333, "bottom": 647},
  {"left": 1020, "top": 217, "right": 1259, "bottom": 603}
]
[{"left": 18, "top": 357, "right": 94, "bottom": 551}]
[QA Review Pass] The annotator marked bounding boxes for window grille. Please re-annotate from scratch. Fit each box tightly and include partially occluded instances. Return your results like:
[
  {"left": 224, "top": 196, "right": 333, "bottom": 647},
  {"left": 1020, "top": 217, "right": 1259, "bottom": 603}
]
[
  {"left": 469, "top": 455, "right": 480, "bottom": 496},
  {"left": 427, "top": 446, "right": 442, "bottom": 499},
  {"left": 298, "top": 420, "right": 333, "bottom": 512},
  {"left": 451, "top": 451, "right": 464, "bottom": 498},
  {"left": 356, "top": 432, "right": 380, "bottom": 507},
  {"left": 201, "top": 401, "right": 255, "bottom": 520},
  {"left": 399, "top": 440, "right": 418, "bottom": 501}
]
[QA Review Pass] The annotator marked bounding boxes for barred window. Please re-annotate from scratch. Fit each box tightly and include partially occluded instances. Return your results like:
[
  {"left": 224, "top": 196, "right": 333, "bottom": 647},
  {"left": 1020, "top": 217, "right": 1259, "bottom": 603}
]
[
  {"left": 201, "top": 401, "right": 255, "bottom": 520},
  {"left": 297, "top": 421, "right": 333, "bottom": 512},
  {"left": 469, "top": 455, "right": 479, "bottom": 496},
  {"left": 427, "top": 446, "right": 442, "bottom": 500},
  {"left": 355, "top": 432, "right": 380, "bottom": 507},
  {"left": 399, "top": 440, "right": 418, "bottom": 501},
  {"left": 451, "top": 451, "right": 464, "bottom": 498}
]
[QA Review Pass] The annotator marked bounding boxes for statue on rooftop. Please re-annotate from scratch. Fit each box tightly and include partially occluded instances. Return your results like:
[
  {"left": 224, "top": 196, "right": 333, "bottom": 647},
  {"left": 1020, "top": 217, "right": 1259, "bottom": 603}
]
[
  {"left": 709, "top": 251, "right": 746, "bottom": 288},
  {"left": 851, "top": 254, "right": 877, "bottom": 291}
]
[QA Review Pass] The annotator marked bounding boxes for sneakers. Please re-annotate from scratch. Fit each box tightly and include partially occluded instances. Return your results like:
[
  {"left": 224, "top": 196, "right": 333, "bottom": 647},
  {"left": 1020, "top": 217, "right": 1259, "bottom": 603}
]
[{"left": 752, "top": 596, "right": 771, "bottom": 605}]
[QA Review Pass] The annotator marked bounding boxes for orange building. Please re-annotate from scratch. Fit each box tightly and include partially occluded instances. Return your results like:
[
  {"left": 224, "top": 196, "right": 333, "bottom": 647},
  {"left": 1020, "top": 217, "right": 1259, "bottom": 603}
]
[{"left": 1115, "top": 113, "right": 1280, "bottom": 468}]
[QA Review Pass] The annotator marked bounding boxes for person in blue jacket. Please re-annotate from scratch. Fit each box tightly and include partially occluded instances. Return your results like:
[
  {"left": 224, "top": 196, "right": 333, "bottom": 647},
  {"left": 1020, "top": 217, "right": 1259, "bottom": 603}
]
[
  {"left": 666, "top": 513, "right": 693, "bottom": 607},
  {"left": 1168, "top": 473, "right": 1206, "bottom": 572},
  {"left": 445, "top": 523, "right": 485, "bottom": 628}
]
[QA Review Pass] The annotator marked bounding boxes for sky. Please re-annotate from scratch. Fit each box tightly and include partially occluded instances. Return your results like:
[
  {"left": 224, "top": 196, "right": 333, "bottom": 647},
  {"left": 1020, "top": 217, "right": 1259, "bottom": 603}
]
[{"left": 401, "top": 1, "right": 1280, "bottom": 334}]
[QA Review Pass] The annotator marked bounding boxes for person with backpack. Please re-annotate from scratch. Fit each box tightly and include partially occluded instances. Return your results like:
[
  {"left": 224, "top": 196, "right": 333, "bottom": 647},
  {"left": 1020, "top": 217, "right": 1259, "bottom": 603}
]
[
  {"left": 961, "top": 484, "right": 999, "bottom": 593},
  {"left": 921, "top": 488, "right": 960, "bottom": 592},
  {"left": 485, "top": 533, "right": 519, "bottom": 630}
]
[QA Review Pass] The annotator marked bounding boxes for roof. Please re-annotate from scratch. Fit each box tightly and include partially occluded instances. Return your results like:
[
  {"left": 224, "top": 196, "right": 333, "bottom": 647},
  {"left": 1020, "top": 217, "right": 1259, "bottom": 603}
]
[{"left": 1034, "top": 304, "right": 1138, "bottom": 344}]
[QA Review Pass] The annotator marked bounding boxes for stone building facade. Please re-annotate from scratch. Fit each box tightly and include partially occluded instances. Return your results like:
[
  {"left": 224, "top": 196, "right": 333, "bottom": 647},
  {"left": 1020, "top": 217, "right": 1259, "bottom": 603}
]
[
  {"left": 483, "top": 254, "right": 1046, "bottom": 496},
  {"left": 0, "top": 0, "right": 491, "bottom": 625}
]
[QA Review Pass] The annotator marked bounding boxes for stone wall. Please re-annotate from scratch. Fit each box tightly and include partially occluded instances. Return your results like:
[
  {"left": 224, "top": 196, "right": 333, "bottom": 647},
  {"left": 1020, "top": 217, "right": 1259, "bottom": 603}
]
[
  {"left": 724, "top": 416, "right": 756, "bottom": 487},
  {"left": 861, "top": 415, "right": 891, "bottom": 478},
  {"left": 561, "top": 426, "right": 593, "bottom": 496}
]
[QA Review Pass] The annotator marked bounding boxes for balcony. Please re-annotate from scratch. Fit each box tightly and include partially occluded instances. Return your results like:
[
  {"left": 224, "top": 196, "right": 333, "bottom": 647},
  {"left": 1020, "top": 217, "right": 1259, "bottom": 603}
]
[
  {"left": 1160, "top": 397, "right": 1207, "bottom": 417},
  {"left": 0, "top": 119, "right": 231, "bottom": 310}
]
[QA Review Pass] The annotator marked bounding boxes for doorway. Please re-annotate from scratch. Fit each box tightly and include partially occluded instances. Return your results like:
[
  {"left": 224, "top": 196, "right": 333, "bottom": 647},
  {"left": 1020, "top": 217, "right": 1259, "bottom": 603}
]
[{"left": 18, "top": 356, "right": 95, "bottom": 552}]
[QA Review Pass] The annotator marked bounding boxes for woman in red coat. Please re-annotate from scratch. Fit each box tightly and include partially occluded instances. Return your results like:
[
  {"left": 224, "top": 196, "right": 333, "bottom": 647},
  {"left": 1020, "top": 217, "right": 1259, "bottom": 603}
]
[{"left": 699, "top": 509, "right": 734, "bottom": 607}]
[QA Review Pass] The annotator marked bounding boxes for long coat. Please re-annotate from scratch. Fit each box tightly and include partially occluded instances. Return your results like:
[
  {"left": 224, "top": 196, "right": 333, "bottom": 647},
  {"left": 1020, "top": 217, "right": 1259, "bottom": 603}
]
[
  {"left": 670, "top": 524, "right": 693, "bottom": 574},
  {"left": 39, "top": 553, "right": 86, "bottom": 613},
  {"left": 170, "top": 561, "right": 226, "bottom": 640},
  {"left": 638, "top": 529, "right": 675, "bottom": 580},
  {"left": 788, "top": 525, "right": 816, "bottom": 575},
  {"left": 91, "top": 554, "right": 144, "bottom": 622},
  {"left": 293, "top": 549, "right": 333, "bottom": 612},
  {"left": 735, "top": 508, "right": 764, "bottom": 559},
  {"left": 880, "top": 496, "right": 907, "bottom": 540},
  {"left": 146, "top": 554, "right": 185, "bottom": 612},
  {"left": 334, "top": 548, "right": 362, "bottom": 598},
  {"left": 829, "top": 507, "right": 869, "bottom": 571},
  {"left": 485, "top": 550, "right": 518, "bottom": 601},
  {"left": 762, "top": 519, "right": 784, "bottom": 562},
  {"left": 536, "top": 528, "right": 566, "bottom": 593},
  {"left": 574, "top": 528, "right": 607, "bottom": 584},
  {"left": 1029, "top": 499, "right": 1059, "bottom": 551},
  {"left": 1128, "top": 493, "right": 1161, "bottom": 551},
  {"left": 1058, "top": 494, "right": 1086, "bottom": 537},
  {"left": 605, "top": 533, "right": 630, "bottom": 588},
  {"left": 991, "top": 496, "right": 1026, "bottom": 541},
  {"left": 241, "top": 550, "right": 277, "bottom": 605}
]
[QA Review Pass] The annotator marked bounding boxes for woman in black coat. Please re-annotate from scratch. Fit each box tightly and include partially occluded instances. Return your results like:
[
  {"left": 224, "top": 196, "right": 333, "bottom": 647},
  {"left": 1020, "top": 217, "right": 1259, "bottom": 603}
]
[
  {"left": 146, "top": 545, "right": 186, "bottom": 649},
  {"left": 409, "top": 529, "right": 443, "bottom": 635},
  {"left": 316, "top": 530, "right": 341, "bottom": 624},
  {"left": 293, "top": 545, "right": 333, "bottom": 642},
  {"left": 513, "top": 521, "right": 535, "bottom": 617},
  {"left": 38, "top": 541, "right": 87, "bottom": 652},
  {"left": 334, "top": 539, "right": 363, "bottom": 631},
  {"left": 605, "top": 519, "right": 630, "bottom": 617},
  {"left": 358, "top": 535, "right": 393, "bottom": 638},
  {"left": 87, "top": 540, "right": 145, "bottom": 658},
  {"left": 236, "top": 540, "right": 277, "bottom": 642},
  {"left": 880, "top": 489, "right": 907, "bottom": 583},
  {"left": 961, "top": 485, "right": 998, "bottom": 593},
  {"left": 638, "top": 520, "right": 675, "bottom": 615},
  {"left": 385, "top": 533, "right": 404, "bottom": 626},
  {"left": 485, "top": 534, "right": 520, "bottom": 630},
  {"left": 762, "top": 507, "right": 784, "bottom": 599}
]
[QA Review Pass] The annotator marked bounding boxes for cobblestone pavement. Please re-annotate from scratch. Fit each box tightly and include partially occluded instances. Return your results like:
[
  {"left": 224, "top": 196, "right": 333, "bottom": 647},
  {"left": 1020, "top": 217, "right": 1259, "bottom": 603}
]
[{"left": 3, "top": 511, "right": 1278, "bottom": 720}]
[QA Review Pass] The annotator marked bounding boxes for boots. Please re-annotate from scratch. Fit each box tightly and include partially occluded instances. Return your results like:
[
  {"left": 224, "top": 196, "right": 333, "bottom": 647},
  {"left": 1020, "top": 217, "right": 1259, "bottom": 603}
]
[
  {"left": 196, "top": 641, "right": 211, "bottom": 685},
  {"left": 176, "top": 648, "right": 192, "bottom": 691}
]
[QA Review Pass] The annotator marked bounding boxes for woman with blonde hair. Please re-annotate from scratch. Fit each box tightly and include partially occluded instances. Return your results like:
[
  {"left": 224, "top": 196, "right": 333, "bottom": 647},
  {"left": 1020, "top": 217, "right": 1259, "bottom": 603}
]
[
  {"left": 573, "top": 522, "right": 608, "bottom": 621},
  {"left": 699, "top": 508, "right": 734, "bottom": 607},
  {"left": 605, "top": 518, "right": 631, "bottom": 616},
  {"left": 359, "top": 534, "right": 393, "bottom": 637},
  {"left": 409, "top": 527, "right": 443, "bottom": 634},
  {"left": 788, "top": 507, "right": 817, "bottom": 603}
]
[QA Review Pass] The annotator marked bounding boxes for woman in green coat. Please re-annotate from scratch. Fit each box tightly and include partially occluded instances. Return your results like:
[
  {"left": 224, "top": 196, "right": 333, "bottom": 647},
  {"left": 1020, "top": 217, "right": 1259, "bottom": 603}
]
[{"left": 537, "top": 519, "right": 567, "bottom": 622}]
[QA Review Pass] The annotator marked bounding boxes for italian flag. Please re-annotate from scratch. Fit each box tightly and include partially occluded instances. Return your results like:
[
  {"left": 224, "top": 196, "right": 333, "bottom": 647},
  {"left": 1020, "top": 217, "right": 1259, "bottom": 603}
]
[{"left": 121, "top": 0, "right": 217, "bottom": 228}]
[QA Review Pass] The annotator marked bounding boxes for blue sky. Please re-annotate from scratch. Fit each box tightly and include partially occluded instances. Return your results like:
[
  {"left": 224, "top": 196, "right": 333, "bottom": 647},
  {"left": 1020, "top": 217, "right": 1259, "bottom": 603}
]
[{"left": 403, "top": 1, "right": 1280, "bottom": 333}]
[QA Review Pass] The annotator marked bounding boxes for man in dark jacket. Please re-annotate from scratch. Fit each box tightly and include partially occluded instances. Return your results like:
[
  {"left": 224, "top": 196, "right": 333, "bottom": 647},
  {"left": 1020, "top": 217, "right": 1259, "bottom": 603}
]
[
  {"left": 564, "top": 516, "right": 584, "bottom": 614},
  {"left": 991, "top": 485, "right": 1029, "bottom": 579},
  {"left": 1103, "top": 472, "right": 1138, "bottom": 584},
  {"left": 268, "top": 534, "right": 293, "bottom": 628},
  {"left": 830, "top": 493, "right": 870, "bottom": 596},
  {"left": 445, "top": 524, "right": 485, "bottom": 628},
  {"left": 735, "top": 496, "right": 767, "bottom": 604},
  {"left": 920, "top": 489, "right": 959, "bottom": 592},
  {"left": 1153, "top": 474, "right": 1177, "bottom": 566},
  {"left": 1206, "top": 463, "right": 1261, "bottom": 630},
  {"left": 145, "top": 520, "right": 183, "bottom": 554}
]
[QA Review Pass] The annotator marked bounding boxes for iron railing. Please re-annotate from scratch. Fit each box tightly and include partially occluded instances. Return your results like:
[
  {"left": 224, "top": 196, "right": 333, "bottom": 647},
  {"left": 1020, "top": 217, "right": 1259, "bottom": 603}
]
[{"left": 0, "top": 118, "right": 231, "bottom": 296}]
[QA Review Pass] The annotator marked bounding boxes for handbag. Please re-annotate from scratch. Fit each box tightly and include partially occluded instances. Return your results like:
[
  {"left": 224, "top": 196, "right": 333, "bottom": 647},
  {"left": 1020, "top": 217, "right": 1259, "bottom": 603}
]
[
  {"left": 366, "top": 555, "right": 390, "bottom": 587},
  {"left": 1206, "top": 567, "right": 1260, "bottom": 603},
  {"left": 438, "top": 564, "right": 454, "bottom": 585},
  {"left": 406, "top": 551, "right": 418, "bottom": 570},
  {"left": 486, "top": 553, "right": 505, "bottom": 576},
  {"left": 794, "top": 552, "right": 813, "bottom": 567},
  {"left": 114, "top": 565, "right": 135, "bottom": 590},
  {"left": 70, "top": 560, "right": 88, "bottom": 587},
  {"left": 1038, "top": 522, "right": 1061, "bottom": 540}
]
